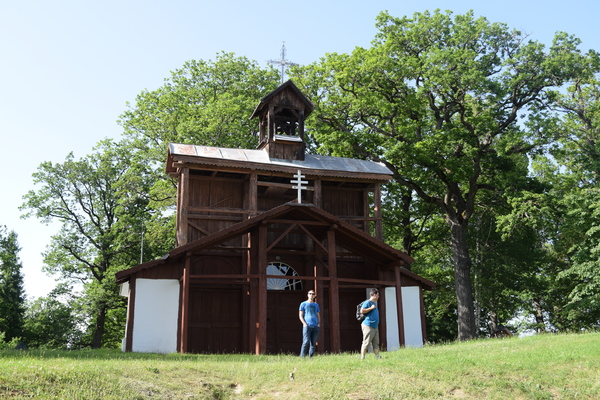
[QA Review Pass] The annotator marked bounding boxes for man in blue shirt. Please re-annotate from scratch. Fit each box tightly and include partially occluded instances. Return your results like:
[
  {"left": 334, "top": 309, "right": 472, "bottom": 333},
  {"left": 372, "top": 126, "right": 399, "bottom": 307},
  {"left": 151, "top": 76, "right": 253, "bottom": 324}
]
[
  {"left": 299, "top": 290, "right": 321, "bottom": 357},
  {"left": 360, "top": 288, "right": 381, "bottom": 359}
]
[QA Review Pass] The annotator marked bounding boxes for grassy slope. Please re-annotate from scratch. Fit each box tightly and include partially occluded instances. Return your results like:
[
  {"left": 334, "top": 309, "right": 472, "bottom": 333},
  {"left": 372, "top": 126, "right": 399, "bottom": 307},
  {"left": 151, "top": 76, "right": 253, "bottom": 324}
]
[{"left": 0, "top": 332, "right": 599, "bottom": 399}]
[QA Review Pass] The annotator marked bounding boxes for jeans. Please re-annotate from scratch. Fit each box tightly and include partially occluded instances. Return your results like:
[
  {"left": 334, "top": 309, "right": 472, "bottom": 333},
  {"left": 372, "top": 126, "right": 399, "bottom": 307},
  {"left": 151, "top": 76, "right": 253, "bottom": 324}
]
[{"left": 300, "top": 325, "right": 320, "bottom": 357}]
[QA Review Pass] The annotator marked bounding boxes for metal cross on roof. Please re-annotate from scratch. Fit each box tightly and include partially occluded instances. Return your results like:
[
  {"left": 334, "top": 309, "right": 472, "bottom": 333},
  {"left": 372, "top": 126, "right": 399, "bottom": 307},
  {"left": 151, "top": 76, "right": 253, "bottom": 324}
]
[
  {"left": 268, "top": 42, "right": 298, "bottom": 84},
  {"left": 290, "top": 170, "right": 308, "bottom": 203}
]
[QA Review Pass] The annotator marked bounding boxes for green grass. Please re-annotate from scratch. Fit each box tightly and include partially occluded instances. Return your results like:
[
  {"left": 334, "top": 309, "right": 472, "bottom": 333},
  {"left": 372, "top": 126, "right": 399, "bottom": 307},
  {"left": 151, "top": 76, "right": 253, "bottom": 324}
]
[{"left": 1, "top": 332, "right": 599, "bottom": 399}]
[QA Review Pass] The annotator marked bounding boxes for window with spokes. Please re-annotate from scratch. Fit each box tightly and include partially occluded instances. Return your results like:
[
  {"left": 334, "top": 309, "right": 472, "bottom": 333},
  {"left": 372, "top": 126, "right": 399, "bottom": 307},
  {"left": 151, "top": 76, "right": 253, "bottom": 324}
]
[{"left": 266, "top": 262, "right": 302, "bottom": 290}]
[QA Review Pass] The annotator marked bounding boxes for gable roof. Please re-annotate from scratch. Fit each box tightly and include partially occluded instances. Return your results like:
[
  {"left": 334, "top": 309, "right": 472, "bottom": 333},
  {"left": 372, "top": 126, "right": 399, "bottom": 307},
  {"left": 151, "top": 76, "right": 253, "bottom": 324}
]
[
  {"left": 250, "top": 79, "right": 314, "bottom": 119},
  {"left": 115, "top": 203, "right": 435, "bottom": 289}
]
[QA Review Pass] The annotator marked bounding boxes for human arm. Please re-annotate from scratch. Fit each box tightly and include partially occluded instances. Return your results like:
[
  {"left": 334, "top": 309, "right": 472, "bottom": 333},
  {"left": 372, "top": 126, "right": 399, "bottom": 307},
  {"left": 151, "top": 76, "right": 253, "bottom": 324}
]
[
  {"left": 299, "top": 310, "right": 308, "bottom": 326},
  {"left": 361, "top": 301, "right": 376, "bottom": 313}
]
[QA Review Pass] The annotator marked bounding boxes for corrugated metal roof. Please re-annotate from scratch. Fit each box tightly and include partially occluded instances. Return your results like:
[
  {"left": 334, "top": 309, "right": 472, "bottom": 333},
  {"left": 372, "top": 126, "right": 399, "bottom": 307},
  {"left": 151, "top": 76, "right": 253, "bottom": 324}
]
[{"left": 169, "top": 143, "right": 393, "bottom": 176}]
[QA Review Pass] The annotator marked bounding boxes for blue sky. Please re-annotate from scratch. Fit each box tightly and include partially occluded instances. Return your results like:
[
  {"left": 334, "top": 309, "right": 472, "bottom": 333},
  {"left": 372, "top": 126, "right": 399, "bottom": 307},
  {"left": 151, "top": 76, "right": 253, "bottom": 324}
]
[{"left": 2, "top": 0, "right": 599, "bottom": 299}]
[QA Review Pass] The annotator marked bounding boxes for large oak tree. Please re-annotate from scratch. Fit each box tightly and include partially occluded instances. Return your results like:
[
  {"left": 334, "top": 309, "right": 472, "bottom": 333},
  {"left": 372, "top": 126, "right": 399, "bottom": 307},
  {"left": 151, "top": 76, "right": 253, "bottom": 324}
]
[{"left": 293, "top": 10, "right": 597, "bottom": 339}]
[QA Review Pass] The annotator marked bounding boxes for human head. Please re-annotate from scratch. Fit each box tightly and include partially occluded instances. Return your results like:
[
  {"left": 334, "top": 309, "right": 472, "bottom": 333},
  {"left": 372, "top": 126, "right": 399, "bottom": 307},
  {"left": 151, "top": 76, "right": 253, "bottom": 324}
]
[
  {"left": 307, "top": 290, "right": 316, "bottom": 299},
  {"left": 370, "top": 288, "right": 380, "bottom": 298}
]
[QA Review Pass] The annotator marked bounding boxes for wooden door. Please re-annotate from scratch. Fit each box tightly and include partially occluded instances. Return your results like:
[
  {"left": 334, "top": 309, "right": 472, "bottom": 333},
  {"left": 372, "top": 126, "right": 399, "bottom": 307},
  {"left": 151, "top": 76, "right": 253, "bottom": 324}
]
[
  {"left": 266, "top": 291, "right": 305, "bottom": 354},
  {"left": 339, "top": 289, "right": 368, "bottom": 352},
  {"left": 187, "top": 287, "right": 243, "bottom": 353}
]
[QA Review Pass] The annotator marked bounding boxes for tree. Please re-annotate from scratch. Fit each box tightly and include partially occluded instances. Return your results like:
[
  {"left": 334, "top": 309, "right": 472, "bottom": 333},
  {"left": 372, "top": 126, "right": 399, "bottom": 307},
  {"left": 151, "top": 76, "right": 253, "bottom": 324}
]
[
  {"left": 0, "top": 226, "right": 25, "bottom": 342},
  {"left": 118, "top": 52, "right": 281, "bottom": 229},
  {"left": 20, "top": 139, "right": 157, "bottom": 348},
  {"left": 536, "top": 73, "right": 600, "bottom": 328},
  {"left": 23, "top": 284, "right": 84, "bottom": 349},
  {"left": 293, "top": 10, "right": 597, "bottom": 340},
  {"left": 119, "top": 52, "right": 280, "bottom": 163}
]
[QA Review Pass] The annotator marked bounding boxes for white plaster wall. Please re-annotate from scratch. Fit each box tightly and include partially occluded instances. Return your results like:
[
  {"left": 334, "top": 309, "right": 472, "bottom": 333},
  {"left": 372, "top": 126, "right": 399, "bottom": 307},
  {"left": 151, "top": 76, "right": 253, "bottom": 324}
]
[
  {"left": 131, "top": 279, "right": 180, "bottom": 354},
  {"left": 384, "top": 286, "right": 424, "bottom": 350},
  {"left": 384, "top": 287, "right": 400, "bottom": 350},
  {"left": 401, "top": 286, "right": 424, "bottom": 348}
]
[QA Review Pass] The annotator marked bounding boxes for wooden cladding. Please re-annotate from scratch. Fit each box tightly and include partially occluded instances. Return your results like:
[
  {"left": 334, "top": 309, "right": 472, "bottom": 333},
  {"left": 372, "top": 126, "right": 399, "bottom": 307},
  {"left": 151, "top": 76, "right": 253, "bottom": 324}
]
[{"left": 177, "top": 173, "right": 384, "bottom": 246}]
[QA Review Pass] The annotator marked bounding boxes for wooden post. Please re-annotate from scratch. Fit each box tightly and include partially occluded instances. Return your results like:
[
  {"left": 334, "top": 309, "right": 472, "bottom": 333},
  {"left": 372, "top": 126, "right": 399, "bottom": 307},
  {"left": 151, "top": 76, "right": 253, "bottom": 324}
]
[
  {"left": 327, "top": 227, "right": 341, "bottom": 353},
  {"left": 247, "top": 231, "right": 258, "bottom": 353},
  {"left": 268, "top": 105, "right": 275, "bottom": 141},
  {"left": 248, "top": 172, "right": 258, "bottom": 218},
  {"left": 179, "top": 255, "right": 191, "bottom": 353},
  {"left": 394, "top": 267, "right": 405, "bottom": 347},
  {"left": 124, "top": 279, "right": 136, "bottom": 352},
  {"left": 256, "top": 224, "right": 268, "bottom": 354},
  {"left": 420, "top": 286, "right": 427, "bottom": 344},
  {"left": 374, "top": 183, "right": 382, "bottom": 240},
  {"left": 313, "top": 178, "right": 321, "bottom": 208},
  {"left": 176, "top": 167, "right": 190, "bottom": 246}
]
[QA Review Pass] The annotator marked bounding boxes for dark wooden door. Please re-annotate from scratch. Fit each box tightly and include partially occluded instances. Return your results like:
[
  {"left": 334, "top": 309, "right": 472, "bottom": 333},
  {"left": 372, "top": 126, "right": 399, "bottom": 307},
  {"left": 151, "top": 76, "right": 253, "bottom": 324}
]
[
  {"left": 339, "top": 289, "right": 368, "bottom": 352},
  {"left": 266, "top": 291, "right": 305, "bottom": 354},
  {"left": 187, "top": 288, "right": 243, "bottom": 353}
]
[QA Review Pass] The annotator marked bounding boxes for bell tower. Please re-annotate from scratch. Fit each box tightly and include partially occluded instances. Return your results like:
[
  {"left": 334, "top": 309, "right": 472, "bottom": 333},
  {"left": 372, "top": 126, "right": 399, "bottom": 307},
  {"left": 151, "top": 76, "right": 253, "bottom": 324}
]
[{"left": 251, "top": 80, "right": 314, "bottom": 161}]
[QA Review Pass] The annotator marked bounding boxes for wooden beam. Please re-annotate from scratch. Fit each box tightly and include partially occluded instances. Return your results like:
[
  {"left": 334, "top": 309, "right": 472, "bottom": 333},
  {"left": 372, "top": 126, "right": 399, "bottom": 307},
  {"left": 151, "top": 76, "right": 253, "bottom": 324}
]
[
  {"left": 247, "top": 231, "right": 257, "bottom": 354},
  {"left": 420, "top": 286, "right": 427, "bottom": 344},
  {"left": 327, "top": 228, "right": 341, "bottom": 353},
  {"left": 187, "top": 220, "right": 211, "bottom": 236},
  {"left": 266, "top": 223, "right": 297, "bottom": 253},
  {"left": 176, "top": 168, "right": 190, "bottom": 246},
  {"left": 187, "top": 206, "right": 251, "bottom": 214},
  {"left": 258, "top": 180, "right": 314, "bottom": 191},
  {"left": 179, "top": 256, "right": 191, "bottom": 353},
  {"left": 248, "top": 172, "right": 258, "bottom": 218},
  {"left": 374, "top": 183, "right": 383, "bottom": 240},
  {"left": 363, "top": 188, "right": 370, "bottom": 234},
  {"left": 265, "top": 219, "right": 329, "bottom": 226},
  {"left": 313, "top": 178, "right": 321, "bottom": 207},
  {"left": 394, "top": 267, "right": 405, "bottom": 347},
  {"left": 124, "top": 279, "right": 136, "bottom": 352},
  {"left": 297, "top": 223, "right": 328, "bottom": 253},
  {"left": 256, "top": 225, "right": 268, "bottom": 355}
]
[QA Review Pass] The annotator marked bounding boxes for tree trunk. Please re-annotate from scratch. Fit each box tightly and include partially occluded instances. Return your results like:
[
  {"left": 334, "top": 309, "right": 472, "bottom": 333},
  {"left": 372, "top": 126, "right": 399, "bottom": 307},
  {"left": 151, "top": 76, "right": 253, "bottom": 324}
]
[
  {"left": 533, "top": 298, "right": 545, "bottom": 332},
  {"left": 449, "top": 218, "right": 478, "bottom": 340},
  {"left": 489, "top": 310, "right": 498, "bottom": 335},
  {"left": 92, "top": 304, "right": 107, "bottom": 349}
]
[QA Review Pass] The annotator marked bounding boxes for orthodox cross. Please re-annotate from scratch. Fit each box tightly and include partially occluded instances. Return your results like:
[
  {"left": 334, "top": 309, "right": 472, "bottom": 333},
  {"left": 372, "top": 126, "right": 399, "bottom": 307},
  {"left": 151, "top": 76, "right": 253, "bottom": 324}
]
[
  {"left": 291, "top": 170, "right": 308, "bottom": 203},
  {"left": 268, "top": 42, "right": 297, "bottom": 84}
]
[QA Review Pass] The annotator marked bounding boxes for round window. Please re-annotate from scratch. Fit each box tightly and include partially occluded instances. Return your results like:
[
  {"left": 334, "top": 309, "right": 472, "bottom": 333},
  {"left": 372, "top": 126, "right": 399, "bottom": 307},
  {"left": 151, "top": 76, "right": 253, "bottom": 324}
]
[{"left": 266, "top": 262, "right": 302, "bottom": 290}]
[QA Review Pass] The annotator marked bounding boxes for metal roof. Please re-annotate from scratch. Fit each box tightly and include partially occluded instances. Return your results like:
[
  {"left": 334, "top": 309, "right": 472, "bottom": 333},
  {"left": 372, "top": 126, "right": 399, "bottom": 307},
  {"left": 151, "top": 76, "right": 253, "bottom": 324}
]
[{"left": 168, "top": 143, "right": 393, "bottom": 176}]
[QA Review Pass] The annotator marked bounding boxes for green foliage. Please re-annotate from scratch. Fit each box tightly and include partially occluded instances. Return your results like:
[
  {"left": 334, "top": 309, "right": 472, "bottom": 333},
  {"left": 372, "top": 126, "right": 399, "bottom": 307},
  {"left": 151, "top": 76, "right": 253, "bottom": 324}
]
[
  {"left": 292, "top": 9, "right": 597, "bottom": 340},
  {"left": 0, "top": 332, "right": 21, "bottom": 350},
  {"left": 522, "top": 73, "right": 600, "bottom": 331},
  {"left": 0, "top": 226, "right": 25, "bottom": 342},
  {"left": 119, "top": 52, "right": 280, "bottom": 163},
  {"left": 23, "top": 284, "right": 84, "bottom": 349},
  {"left": 20, "top": 139, "right": 156, "bottom": 348}
]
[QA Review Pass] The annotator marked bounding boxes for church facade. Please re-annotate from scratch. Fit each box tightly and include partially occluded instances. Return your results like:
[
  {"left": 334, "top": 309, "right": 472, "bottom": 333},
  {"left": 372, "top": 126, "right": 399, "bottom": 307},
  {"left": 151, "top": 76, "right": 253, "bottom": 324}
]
[{"left": 116, "top": 81, "right": 435, "bottom": 354}]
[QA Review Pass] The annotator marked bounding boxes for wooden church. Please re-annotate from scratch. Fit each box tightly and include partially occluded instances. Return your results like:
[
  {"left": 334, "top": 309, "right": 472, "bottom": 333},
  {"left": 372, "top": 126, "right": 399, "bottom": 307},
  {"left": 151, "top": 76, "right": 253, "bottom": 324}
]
[{"left": 116, "top": 80, "right": 436, "bottom": 354}]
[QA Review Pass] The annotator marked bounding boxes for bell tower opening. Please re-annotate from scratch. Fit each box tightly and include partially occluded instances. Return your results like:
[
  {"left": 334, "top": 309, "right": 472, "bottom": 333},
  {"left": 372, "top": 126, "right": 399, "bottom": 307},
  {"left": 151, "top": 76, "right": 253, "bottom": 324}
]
[{"left": 251, "top": 80, "right": 314, "bottom": 161}]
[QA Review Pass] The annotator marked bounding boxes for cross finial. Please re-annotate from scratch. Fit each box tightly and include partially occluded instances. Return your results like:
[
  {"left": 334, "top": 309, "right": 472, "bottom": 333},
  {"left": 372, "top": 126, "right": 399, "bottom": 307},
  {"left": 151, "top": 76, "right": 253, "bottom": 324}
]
[
  {"left": 291, "top": 170, "right": 308, "bottom": 203},
  {"left": 268, "top": 42, "right": 298, "bottom": 84}
]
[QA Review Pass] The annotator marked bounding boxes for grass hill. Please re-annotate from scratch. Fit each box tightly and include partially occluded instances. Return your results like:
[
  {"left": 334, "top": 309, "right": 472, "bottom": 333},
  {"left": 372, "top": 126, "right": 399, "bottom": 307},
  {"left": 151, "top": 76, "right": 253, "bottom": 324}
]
[{"left": 1, "top": 332, "right": 599, "bottom": 399}]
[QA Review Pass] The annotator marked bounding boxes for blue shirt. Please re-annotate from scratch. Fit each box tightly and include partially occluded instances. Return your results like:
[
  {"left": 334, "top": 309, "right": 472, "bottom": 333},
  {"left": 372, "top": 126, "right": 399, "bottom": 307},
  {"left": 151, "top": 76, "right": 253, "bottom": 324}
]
[
  {"left": 361, "top": 300, "right": 379, "bottom": 328},
  {"left": 299, "top": 301, "right": 320, "bottom": 327}
]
